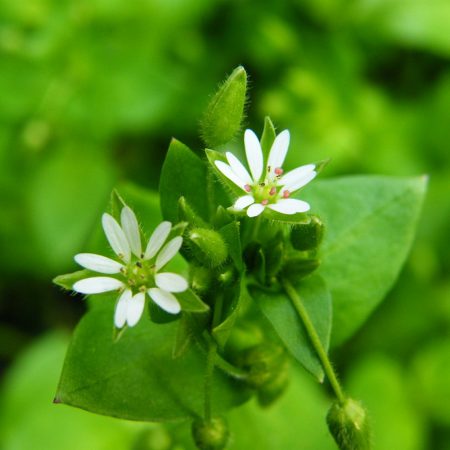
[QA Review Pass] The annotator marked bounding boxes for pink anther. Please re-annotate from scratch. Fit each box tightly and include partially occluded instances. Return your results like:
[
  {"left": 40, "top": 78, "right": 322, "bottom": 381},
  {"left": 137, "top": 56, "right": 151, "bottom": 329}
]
[
  {"left": 283, "top": 190, "right": 290, "bottom": 198},
  {"left": 261, "top": 199, "right": 269, "bottom": 206},
  {"left": 274, "top": 167, "right": 284, "bottom": 176},
  {"left": 244, "top": 184, "right": 251, "bottom": 192},
  {"left": 269, "top": 187, "right": 277, "bottom": 196}
]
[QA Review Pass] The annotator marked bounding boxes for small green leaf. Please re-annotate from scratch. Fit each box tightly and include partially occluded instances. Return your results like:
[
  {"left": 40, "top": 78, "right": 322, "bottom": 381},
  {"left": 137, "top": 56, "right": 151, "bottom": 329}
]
[
  {"left": 302, "top": 175, "right": 427, "bottom": 345},
  {"left": 160, "top": 139, "right": 209, "bottom": 223},
  {"left": 56, "top": 301, "right": 249, "bottom": 421},
  {"left": 260, "top": 116, "right": 276, "bottom": 160},
  {"left": 172, "top": 315, "right": 194, "bottom": 359},
  {"left": 53, "top": 270, "right": 93, "bottom": 291},
  {"left": 249, "top": 275, "right": 332, "bottom": 381},
  {"left": 178, "top": 197, "right": 208, "bottom": 228},
  {"left": 177, "top": 288, "right": 210, "bottom": 313},
  {"left": 219, "top": 221, "right": 244, "bottom": 272},
  {"left": 201, "top": 66, "right": 247, "bottom": 148}
]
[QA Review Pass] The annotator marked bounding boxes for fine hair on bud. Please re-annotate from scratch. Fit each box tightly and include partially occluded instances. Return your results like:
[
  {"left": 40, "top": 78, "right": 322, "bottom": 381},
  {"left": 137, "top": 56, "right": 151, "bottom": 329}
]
[
  {"left": 290, "top": 215, "right": 325, "bottom": 251},
  {"left": 189, "top": 228, "right": 228, "bottom": 268},
  {"left": 326, "top": 398, "right": 371, "bottom": 450}
]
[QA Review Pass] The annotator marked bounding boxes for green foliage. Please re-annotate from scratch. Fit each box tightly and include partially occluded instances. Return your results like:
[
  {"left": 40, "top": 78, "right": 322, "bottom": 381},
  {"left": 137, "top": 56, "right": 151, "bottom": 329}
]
[
  {"left": 250, "top": 275, "right": 331, "bottom": 381},
  {"left": 56, "top": 300, "right": 250, "bottom": 421},
  {"left": 303, "top": 175, "right": 427, "bottom": 345}
]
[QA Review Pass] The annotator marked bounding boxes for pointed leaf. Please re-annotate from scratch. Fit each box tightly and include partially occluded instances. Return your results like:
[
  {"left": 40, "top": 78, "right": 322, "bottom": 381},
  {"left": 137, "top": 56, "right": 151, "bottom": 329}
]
[{"left": 249, "top": 275, "right": 332, "bottom": 381}]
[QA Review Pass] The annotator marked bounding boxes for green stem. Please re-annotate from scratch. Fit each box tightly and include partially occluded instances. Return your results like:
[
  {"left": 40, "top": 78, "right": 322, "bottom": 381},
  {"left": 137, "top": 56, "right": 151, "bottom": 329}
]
[
  {"left": 282, "top": 278, "right": 346, "bottom": 404},
  {"left": 203, "top": 339, "right": 217, "bottom": 422}
]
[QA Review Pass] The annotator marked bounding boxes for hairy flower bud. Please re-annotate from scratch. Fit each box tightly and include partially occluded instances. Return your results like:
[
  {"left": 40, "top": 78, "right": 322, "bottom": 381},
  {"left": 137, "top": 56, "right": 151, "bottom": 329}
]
[
  {"left": 191, "top": 417, "right": 229, "bottom": 450},
  {"left": 189, "top": 265, "right": 213, "bottom": 294},
  {"left": 290, "top": 215, "right": 324, "bottom": 251},
  {"left": 189, "top": 228, "right": 228, "bottom": 268},
  {"left": 326, "top": 399, "right": 371, "bottom": 450},
  {"left": 237, "top": 343, "right": 288, "bottom": 389}
]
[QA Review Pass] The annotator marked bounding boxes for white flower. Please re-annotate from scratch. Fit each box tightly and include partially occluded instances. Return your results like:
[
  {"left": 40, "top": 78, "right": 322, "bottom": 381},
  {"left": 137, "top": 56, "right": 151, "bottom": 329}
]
[
  {"left": 72, "top": 206, "right": 188, "bottom": 328},
  {"left": 215, "top": 129, "right": 317, "bottom": 217}
]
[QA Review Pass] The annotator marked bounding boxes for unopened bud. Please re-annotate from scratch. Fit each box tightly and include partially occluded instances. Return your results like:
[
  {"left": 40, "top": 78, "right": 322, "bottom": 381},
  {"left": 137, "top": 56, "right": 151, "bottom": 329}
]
[
  {"left": 190, "top": 265, "right": 213, "bottom": 294},
  {"left": 217, "top": 266, "right": 236, "bottom": 286},
  {"left": 290, "top": 215, "right": 324, "bottom": 251},
  {"left": 326, "top": 399, "right": 371, "bottom": 450},
  {"left": 236, "top": 343, "right": 287, "bottom": 389},
  {"left": 189, "top": 228, "right": 228, "bottom": 268},
  {"left": 257, "top": 358, "right": 290, "bottom": 407},
  {"left": 191, "top": 416, "right": 229, "bottom": 450}
]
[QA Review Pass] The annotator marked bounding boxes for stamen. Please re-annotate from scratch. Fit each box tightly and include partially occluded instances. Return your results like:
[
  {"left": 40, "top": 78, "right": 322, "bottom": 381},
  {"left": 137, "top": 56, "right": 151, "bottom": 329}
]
[
  {"left": 136, "top": 261, "right": 142, "bottom": 268},
  {"left": 260, "top": 182, "right": 265, "bottom": 187},
  {"left": 274, "top": 167, "right": 283, "bottom": 176},
  {"left": 283, "top": 190, "right": 290, "bottom": 198},
  {"left": 244, "top": 184, "right": 252, "bottom": 192},
  {"left": 269, "top": 187, "right": 276, "bottom": 196},
  {"left": 261, "top": 199, "right": 269, "bottom": 206}
]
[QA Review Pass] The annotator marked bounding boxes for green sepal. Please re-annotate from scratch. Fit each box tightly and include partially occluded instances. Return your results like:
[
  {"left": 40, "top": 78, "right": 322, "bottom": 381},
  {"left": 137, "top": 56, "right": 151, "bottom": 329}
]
[
  {"left": 218, "top": 221, "right": 244, "bottom": 272},
  {"left": 205, "top": 149, "right": 244, "bottom": 198},
  {"left": 213, "top": 205, "right": 233, "bottom": 229},
  {"left": 177, "top": 288, "right": 210, "bottom": 313},
  {"left": 200, "top": 66, "right": 247, "bottom": 148},
  {"left": 262, "top": 209, "right": 310, "bottom": 225},
  {"left": 53, "top": 269, "right": 94, "bottom": 291},
  {"left": 109, "top": 189, "right": 128, "bottom": 220},
  {"left": 281, "top": 254, "right": 321, "bottom": 281},
  {"left": 160, "top": 138, "right": 209, "bottom": 223},
  {"left": 260, "top": 116, "right": 276, "bottom": 160},
  {"left": 189, "top": 228, "right": 229, "bottom": 268},
  {"left": 148, "top": 301, "right": 179, "bottom": 324}
]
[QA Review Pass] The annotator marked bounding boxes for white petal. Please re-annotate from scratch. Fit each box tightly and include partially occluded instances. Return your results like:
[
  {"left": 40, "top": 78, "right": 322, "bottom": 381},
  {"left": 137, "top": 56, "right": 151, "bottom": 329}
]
[
  {"left": 74, "top": 253, "right": 123, "bottom": 274},
  {"left": 234, "top": 195, "right": 255, "bottom": 210},
  {"left": 247, "top": 203, "right": 265, "bottom": 217},
  {"left": 102, "top": 213, "right": 131, "bottom": 263},
  {"left": 155, "top": 272, "right": 188, "bottom": 293},
  {"left": 279, "top": 164, "right": 315, "bottom": 187},
  {"left": 121, "top": 206, "right": 142, "bottom": 257},
  {"left": 267, "top": 130, "right": 290, "bottom": 172},
  {"left": 144, "top": 221, "right": 172, "bottom": 260},
  {"left": 114, "top": 289, "right": 131, "bottom": 328},
  {"left": 215, "top": 161, "right": 247, "bottom": 190},
  {"left": 268, "top": 199, "right": 310, "bottom": 215},
  {"left": 226, "top": 152, "right": 252, "bottom": 184},
  {"left": 126, "top": 292, "right": 146, "bottom": 327},
  {"left": 244, "top": 129, "right": 263, "bottom": 181},
  {"left": 148, "top": 288, "right": 181, "bottom": 314},
  {"left": 73, "top": 277, "right": 124, "bottom": 294},
  {"left": 284, "top": 171, "right": 317, "bottom": 192},
  {"left": 155, "top": 236, "right": 183, "bottom": 271}
]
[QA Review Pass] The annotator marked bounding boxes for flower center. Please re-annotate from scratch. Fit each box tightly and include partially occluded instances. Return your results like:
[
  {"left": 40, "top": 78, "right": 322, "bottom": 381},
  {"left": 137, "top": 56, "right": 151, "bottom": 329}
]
[
  {"left": 247, "top": 166, "right": 290, "bottom": 204},
  {"left": 121, "top": 259, "right": 156, "bottom": 292}
]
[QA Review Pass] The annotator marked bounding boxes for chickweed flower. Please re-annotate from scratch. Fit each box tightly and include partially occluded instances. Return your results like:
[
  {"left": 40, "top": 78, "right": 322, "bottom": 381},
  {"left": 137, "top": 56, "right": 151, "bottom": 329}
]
[
  {"left": 215, "top": 129, "right": 317, "bottom": 217},
  {"left": 72, "top": 207, "right": 188, "bottom": 328}
]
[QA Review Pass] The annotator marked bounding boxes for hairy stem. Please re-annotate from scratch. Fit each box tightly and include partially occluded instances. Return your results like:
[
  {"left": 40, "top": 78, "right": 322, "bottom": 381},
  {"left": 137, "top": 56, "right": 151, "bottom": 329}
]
[{"left": 282, "top": 278, "right": 346, "bottom": 404}]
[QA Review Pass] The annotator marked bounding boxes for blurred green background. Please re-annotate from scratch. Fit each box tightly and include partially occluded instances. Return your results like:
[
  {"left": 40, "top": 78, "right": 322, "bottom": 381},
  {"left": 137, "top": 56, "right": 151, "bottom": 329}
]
[{"left": 0, "top": 0, "right": 449, "bottom": 449}]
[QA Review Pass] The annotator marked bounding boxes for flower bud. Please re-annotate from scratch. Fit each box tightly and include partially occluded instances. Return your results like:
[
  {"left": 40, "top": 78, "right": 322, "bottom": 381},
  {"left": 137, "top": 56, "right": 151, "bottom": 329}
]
[
  {"left": 189, "top": 228, "right": 228, "bottom": 268},
  {"left": 257, "top": 358, "right": 290, "bottom": 407},
  {"left": 326, "top": 399, "right": 371, "bottom": 450},
  {"left": 290, "top": 215, "right": 324, "bottom": 251},
  {"left": 236, "top": 343, "right": 287, "bottom": 389},
  {"left": 217, "top": 266, "right": 236, "bottom": 286},
  {"left": 191, "top": 417, "right": 229, "bottom": 450},
  {"left": 190, "top": 264, "right": 213, "bottom": 294},
  {"left": 201, "top": 66, "right": 247, "bottom": 148},
  {"left": 281, "top": 255, "right": 320, "bottom": 279}
]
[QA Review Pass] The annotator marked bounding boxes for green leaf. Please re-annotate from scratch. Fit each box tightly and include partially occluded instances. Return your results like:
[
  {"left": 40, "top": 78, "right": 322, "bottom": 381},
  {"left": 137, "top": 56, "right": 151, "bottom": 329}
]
[
  {"left": 249, "top": 275, "right": 332, "bottom": 381},
  {"left": 56, "top": 301, "right": 249, "bottom": 421},
  {"left": 260, "top": 116, "right": 276, "bottom": 160},
  {"left": 177, "top": 288, "right": 210, "bottom": 313},
  {"left": 302, "top": 175, "right": 427, "bottom": 346},
  {"left": 160, "top": 139, "right": 209, "bottom": 223},
  {"left": 53, "top": 270, "right": 93, "bottom": 291},
  {"left": 201, "top": 66, "right": 247, "bottom": 148},
  {"left": 219, "top": 221, "right": 244, "bottom": 272}
]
